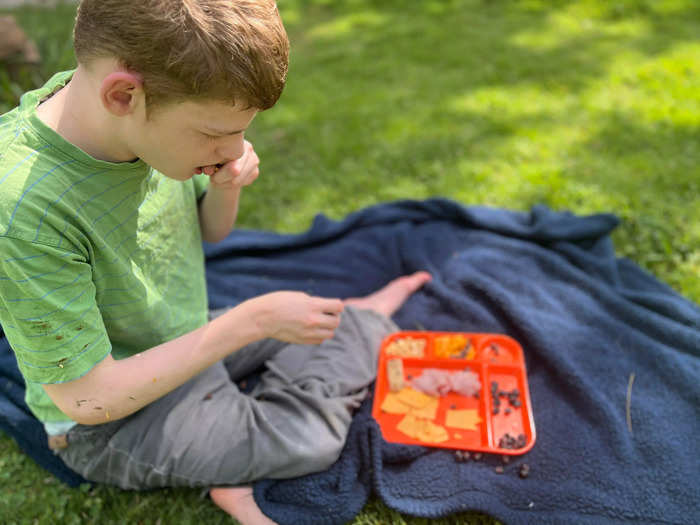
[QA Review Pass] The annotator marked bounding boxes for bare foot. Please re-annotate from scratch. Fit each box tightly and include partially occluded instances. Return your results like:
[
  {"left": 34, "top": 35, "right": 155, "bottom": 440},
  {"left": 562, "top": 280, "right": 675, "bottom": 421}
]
[
  {"left": 344, "top": 271, "right": 432, "bottom": 317},
  {"left": 210, "top": 486, "right": 277, "bottom": 525}
]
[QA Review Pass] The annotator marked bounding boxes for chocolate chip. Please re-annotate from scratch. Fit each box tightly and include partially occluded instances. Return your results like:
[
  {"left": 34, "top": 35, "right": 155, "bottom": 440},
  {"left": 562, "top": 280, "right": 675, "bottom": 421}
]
[
  {"left": 473, "top": 453, "right": 482, "bottom": 461},
  {"left": 454, "top": 451, "right": 464, "bottom": 462},
  {"left": 462, "top": 451, "right": 470, "bottom": 460}
]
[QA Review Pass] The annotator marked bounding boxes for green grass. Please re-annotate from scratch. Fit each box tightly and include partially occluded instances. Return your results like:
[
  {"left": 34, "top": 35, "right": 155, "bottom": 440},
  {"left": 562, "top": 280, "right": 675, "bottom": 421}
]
[{"left": 1, "top": 0, "right": 698, "bottom": 523}]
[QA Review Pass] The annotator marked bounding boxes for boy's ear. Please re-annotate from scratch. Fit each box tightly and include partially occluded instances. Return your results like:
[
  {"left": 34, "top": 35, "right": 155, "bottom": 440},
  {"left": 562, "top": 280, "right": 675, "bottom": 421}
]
[{"left": 100, "top": 71, "right": 144, "bottom": 117}]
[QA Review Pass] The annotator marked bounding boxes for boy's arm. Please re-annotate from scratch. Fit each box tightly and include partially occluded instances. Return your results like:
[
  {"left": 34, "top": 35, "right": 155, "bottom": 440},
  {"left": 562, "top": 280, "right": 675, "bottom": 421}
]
[
  {"left": 198, "top": 140, "right": 259, "bottom": 243},
  {"left": 43, "top": 291, "right": 344, "bottom": 425}
]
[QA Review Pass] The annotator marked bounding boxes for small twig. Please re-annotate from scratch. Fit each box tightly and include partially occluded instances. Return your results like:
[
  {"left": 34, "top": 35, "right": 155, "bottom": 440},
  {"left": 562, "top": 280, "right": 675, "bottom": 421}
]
[{"left": 626, "top": 372, "right": 635, "bottom": 434}]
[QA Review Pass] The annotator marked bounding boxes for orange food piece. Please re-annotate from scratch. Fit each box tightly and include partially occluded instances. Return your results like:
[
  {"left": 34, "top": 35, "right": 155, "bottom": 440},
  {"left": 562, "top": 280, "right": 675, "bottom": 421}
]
[
  {"left": 396, "top": 413, "right": 449, "bottom": 443},
  {"left": 409, "top": 397, "right": 439, "bottom": 419},
  {"left": 445, "top": 409, "right": 482, "bottom": 430},
  {"left": 395, "top": 387, "right": 435, "bottom": 409},
  {"left": 380, "top": 392, "right": 411, "bottom": 414},
  {"left": 434, "top": 334, "right": 470, "bottom": 358}
]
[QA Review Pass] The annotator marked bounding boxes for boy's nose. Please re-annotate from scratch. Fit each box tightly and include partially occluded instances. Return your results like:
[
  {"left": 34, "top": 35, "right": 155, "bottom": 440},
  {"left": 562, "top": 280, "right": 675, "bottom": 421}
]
[{"left": 216, "top": 136, "right": 245, "bottom": 162}]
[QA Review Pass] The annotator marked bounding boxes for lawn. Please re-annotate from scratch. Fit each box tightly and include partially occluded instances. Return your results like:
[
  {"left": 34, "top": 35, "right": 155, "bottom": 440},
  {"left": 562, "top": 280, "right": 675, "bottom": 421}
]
[{"left": 1, "top": 0, "right": 698, "bottom": 523}]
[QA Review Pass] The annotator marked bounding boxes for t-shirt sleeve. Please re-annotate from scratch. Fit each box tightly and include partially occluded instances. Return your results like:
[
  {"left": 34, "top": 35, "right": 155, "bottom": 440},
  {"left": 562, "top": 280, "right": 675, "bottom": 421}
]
[
  {"left": 192, "top": 173, "right": 210, "bottom": 201},
  {"left": 0, "top": 236, "right": 112, "bottom": 384}
]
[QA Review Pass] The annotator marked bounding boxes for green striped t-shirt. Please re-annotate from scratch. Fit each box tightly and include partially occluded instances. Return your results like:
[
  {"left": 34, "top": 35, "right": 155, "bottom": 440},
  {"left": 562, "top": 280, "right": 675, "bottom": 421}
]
[{"left": 0, "top": 71, "right": 210, "bottom": 428}]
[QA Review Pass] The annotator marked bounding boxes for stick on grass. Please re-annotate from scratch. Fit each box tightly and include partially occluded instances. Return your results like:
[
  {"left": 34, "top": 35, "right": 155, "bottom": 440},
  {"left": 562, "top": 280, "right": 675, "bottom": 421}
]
[{"left": 626, "top": 372, "right": 635, "bottom": 434}]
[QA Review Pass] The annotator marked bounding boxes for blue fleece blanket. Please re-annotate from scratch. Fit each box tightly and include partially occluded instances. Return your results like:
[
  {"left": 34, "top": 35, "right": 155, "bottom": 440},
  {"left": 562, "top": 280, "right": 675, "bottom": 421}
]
[{"left": 2, "top": 199, "right": 699, "bottom": 524}]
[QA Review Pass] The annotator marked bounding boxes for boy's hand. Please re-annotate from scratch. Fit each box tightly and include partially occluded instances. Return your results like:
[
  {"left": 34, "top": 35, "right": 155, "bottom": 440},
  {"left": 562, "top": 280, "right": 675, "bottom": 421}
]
[
  {"left": 249, "top": 291, "right": 345, "bottom": 345},
  {"left": 205, "top": 140, "right": 260, "bottom": 190}
]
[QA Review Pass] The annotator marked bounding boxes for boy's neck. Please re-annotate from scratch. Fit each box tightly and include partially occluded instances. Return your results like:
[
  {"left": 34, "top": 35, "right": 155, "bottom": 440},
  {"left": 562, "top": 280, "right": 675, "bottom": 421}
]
[{"left": 36, "top": 65, "right": 139, "bottom": 163}]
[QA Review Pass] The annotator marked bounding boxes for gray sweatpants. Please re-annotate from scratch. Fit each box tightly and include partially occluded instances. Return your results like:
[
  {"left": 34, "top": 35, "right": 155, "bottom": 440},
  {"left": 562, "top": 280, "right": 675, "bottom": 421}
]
[{"left": 57, "top": 306, "right": 397, "bottom": 489}]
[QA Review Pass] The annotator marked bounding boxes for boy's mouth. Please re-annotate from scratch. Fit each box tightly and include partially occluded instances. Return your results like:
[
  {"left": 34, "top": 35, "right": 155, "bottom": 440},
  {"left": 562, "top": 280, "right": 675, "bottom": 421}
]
[{"left": 194, "top": 163, "right": 223, "bottom": 175}]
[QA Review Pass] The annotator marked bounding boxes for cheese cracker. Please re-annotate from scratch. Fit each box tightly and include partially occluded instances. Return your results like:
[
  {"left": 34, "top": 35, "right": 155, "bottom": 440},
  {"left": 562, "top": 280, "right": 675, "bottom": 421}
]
[
  {"left": 395, "top": 387, "right": 435, "bottom": 409},
  {"left": 445, "top": 409, "right": 482, "bottom": 430},
  {"left": 380, "top": 392, "right": 411, "bottom": 414}
]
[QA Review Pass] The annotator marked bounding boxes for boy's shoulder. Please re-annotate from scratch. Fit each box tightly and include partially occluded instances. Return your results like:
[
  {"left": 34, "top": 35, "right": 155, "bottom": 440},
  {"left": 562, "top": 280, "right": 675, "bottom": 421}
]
[
  {"left": 0, "top": 70, "right": 74, "bottom": 178},
  {"left": 0, "top": 94, "right": 66, "bottom": 227},
  {"left": 0, "top": 70, "right": 141, "bottom": 246}
]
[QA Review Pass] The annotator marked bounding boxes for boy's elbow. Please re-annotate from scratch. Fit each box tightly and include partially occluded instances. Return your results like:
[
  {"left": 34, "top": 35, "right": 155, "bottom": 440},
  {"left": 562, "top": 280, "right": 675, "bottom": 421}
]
[
  {"left": 71, "top": 411, "right": 112, "bottom": 426},
  {"left": 202, "top": 228, "right": 231, "bottom": 244},
  {"left": 51, "top": 399, "right": 117, "bottom": 426}
]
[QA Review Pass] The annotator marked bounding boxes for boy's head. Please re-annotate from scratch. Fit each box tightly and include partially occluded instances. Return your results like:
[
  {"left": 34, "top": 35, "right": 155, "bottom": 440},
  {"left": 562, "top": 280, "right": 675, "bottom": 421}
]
[{"left": 73, "top": 0, "right": 289, "bottom": 113}]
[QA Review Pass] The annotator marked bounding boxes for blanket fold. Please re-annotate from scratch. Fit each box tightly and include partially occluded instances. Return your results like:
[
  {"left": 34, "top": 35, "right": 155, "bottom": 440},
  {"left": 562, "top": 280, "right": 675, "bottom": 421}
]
[{"left": 2, "top": 199, "right": 699, "bottom": 525}]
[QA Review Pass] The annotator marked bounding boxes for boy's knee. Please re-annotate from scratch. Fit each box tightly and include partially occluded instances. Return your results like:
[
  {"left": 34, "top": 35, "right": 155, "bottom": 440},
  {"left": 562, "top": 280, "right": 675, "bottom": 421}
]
[{"left": 284, "top": 435, "right": 344, "bottom": 476}]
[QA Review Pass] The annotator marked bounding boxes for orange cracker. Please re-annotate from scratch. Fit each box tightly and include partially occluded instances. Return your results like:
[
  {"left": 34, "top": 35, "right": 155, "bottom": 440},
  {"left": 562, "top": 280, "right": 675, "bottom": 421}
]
[
  {"left": 409, "top": 397, "right": 439, "bottom": 419},
  {"left": 445, "top": 409, "right": 482, "bottom": 431},
  {"left": 396, "top": 413, "right": 420, "bottom": 439},
  {"left": 396, "top": 413, "right": 449, "bottom": 443},
  {"left": 416, "top": 420, "right": 449, "bottom": 443},
  {"left": 395, "top": 387, "right": 435, "bottom": 409},
  {"left": 380, "top": 392, "right": 411, "bottom": 414}
]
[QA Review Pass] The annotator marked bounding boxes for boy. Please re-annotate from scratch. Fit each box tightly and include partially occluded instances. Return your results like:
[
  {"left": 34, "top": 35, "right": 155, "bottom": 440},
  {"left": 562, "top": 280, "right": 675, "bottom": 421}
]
[{"left": 0, "top": 1, "right": 430, "bottom": 523}]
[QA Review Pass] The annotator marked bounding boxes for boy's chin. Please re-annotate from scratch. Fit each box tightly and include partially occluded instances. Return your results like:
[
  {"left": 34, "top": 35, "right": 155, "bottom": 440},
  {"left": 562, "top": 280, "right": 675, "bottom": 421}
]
[{"left": 159, "top": 170, "right": 196, "bottom": 181}]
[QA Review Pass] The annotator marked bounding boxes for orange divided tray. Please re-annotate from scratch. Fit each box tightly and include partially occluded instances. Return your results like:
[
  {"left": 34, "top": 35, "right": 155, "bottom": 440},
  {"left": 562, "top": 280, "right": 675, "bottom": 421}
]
[{"left": 372, "top": 331, "right": 536, "bottom": 455}]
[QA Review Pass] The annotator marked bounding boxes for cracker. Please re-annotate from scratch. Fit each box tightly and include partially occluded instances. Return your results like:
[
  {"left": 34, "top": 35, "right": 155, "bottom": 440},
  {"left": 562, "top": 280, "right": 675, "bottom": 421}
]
[
  {"left": 409, "top": 397, "right": 439, "bottom": 419},
  {"left": 396, "top": 413, "right": 420, "bottom": 439},
  {"left": 395, "top": 387, "right": 435, "bottom": 409},
  {"left": 380, "top": 392, "right": 411, "bottom": 414},
  {"left": 416, "top": 420, "right": 449, "bottom": 443},
  {"left": 396, "top": 413, "right": 449, "bottom": 443},
  {"left": 445, "top": 409, "right": 482, "bottom": 430},
  {"left": 386, "top": 358, "right": 405, "bottom": 392}
]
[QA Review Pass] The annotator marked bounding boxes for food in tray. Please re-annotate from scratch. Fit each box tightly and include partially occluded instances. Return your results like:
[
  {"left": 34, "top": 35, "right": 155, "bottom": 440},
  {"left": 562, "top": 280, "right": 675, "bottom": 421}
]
[
  {"left": 386, "top": 358, "right": 405, "bottom": 392},
  {"left": 411, "top": 368, "right": 481, "bottom": 397},
  {"left": 498, "top": 432, "right": 527, "bottom": 450},
  {"left": 380, "top": 387, "right": 439, "bottom": 417},
  {"left": 490, "top": 381, "right": 521, "bottom": 415},
  {"left": 396, "top": 413, "right": 449, "bottom": 443},
  {"left": 373, "top": 331, "right": 535, "bottom": 454},
  {"left": 384, "top": 336, "right": 426, "bottom": 357},
  {"left": 434, "top": 334, "right": 474, "bottom": 359},
  {"left": 445, "top": 409, "right": 482, "bottom": 431}
]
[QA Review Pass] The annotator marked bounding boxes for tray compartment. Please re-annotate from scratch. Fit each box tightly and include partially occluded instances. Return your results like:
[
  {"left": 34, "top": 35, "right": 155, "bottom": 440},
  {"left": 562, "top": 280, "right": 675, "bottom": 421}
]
[
  {"left": 476, "top": 334, "right": 523, "bottom": 365},
  {"left": 374, "top": 356, "right": 489, "bottom": 450},
  {"left": 381, "top": 331, "right": 431, "bottom": 358},
  {"left": 485, "top": 364, "right": 535, "bottom": 454}
]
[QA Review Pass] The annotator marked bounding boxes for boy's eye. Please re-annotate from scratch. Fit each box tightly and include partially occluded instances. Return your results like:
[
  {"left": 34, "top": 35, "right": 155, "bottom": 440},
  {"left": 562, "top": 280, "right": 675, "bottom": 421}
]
[{"left": 202, "top": 130, "right": 244, "bottom": 140}]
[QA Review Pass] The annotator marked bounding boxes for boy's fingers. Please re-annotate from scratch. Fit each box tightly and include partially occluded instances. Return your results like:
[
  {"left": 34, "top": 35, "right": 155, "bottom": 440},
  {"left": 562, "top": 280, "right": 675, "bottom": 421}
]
[
  {"left": 318, "top": 298, "right": 344, "bottom": 315},
  {"left": 309, "top": 329, "right": 336, "bottom": 345}
]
